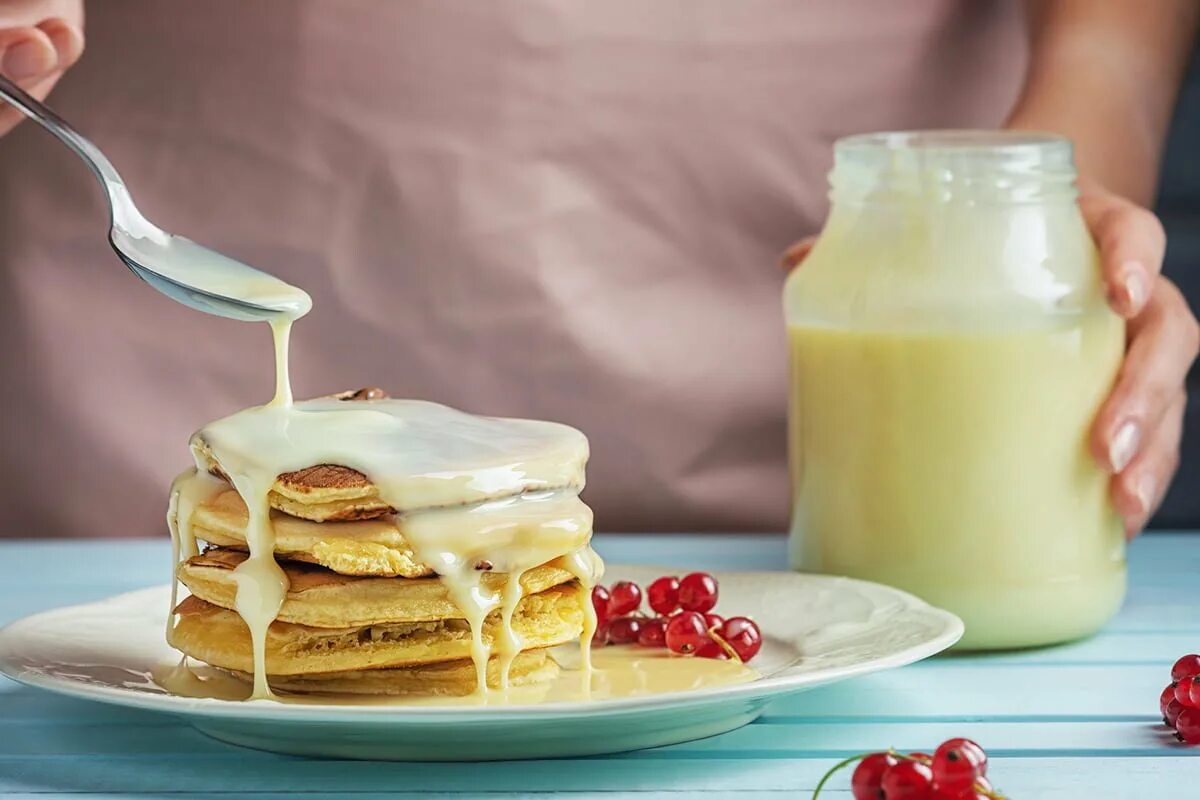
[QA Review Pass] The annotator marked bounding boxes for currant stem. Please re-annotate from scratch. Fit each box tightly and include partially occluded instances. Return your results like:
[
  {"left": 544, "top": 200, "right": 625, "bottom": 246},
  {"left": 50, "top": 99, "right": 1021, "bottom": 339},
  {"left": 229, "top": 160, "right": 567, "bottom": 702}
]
[
  {"left": 707, "top": 627, "right": 742, "bottom": 663},
  {"left": 810, "top": 752, "right": 875, "bottom": 799},
  {"left": 808, "top": 748, "right": 1004, "bottom": 798}
]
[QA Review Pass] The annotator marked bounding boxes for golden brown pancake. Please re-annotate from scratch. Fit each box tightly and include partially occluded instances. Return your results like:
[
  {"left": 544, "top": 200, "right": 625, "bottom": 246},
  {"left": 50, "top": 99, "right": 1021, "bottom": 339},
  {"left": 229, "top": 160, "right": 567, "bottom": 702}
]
[
  {"left": 189, "top": 388, "right": 402, "bottom": 522},
  {"left": 227, "top": 650, "right": 559, "bottom": 696},
  {"left": 188, "top": 488, "right": 595, "bottom": 580},
  {"left": 169, "top": 586, "right": 584, "bottom": 675},
  {"left": 190, "top": 436, "right": 395, "bottom": 522},
  {"left": 187, "top": 488, "right": 433, "bottom": 577},
  {"left": 190, "top": 439, "right": 585, "bottom": 524},
  {"left": 177, "top": 547, "right": 580, "bottom": 628}
]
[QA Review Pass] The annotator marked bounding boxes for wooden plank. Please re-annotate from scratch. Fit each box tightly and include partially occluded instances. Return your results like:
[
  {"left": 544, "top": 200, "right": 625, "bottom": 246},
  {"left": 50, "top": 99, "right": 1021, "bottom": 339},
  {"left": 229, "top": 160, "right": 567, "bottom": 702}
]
[
  {"left": 0, "top": 796, "right": 855, "bottom": 800},
  {"left": 0, "top": 756, "right": 1196, "bottom": 797},
  {"left": 0, "top": 794, "right": 861, "bottom": 799},
  {"left": 763, "top": 664, "right": 1167, "bottom": 719},
  {"left": 0, "top": 718, "right": 1186, "bottom": 758}
]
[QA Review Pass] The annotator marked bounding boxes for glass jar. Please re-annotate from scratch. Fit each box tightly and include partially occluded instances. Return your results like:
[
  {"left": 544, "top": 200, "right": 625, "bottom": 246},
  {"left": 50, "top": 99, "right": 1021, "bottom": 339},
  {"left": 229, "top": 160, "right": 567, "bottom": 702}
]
[{"left": 784, "top": 131, "right": 1126, "bottom": 650}]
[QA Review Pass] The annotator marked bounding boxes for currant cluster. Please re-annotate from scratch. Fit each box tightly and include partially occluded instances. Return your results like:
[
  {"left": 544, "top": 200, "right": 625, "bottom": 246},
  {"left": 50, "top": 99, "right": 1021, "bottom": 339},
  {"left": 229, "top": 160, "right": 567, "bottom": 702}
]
[
  {"left": 590, "top": 572, "right": 763, "bottom": 663},
  {"left": 814, "top": 738, "right": 1005, "bottom": 800},
  {"left": 1159, "top": 653, "right": 1200, "bottom": 743}
]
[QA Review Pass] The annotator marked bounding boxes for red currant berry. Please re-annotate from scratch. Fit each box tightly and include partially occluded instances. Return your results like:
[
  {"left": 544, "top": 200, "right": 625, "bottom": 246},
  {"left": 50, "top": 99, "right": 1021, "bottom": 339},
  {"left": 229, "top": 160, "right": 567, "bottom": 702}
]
[
  {"left": 851, "top": 752, "right": 898, "bottom": 800},
  {"left": 608, "top": 615, "right": 642, "bottom": 645},
  {"left": 1166, "top": 699, "right": 1186, "bottom": 728},
  {"left": 932, "top": 737, "right": 987, "bottom": 792},
  {"left": 719, "top": 616, "right": 763, "bottom": 662},
  {"left": 880, "top": 760, "right": 934, "bottom": 799},
  {"left": 938, "top": 739, "right": 985, "bottom": 772},
  {"left": 637, "top": 616, "right": 668, "bottom": 647},
  {"left": 647, "top": 576, "right": 681, "bottom": 615},
  {"left": 1177, "top": 677, "right": 1200, "bottom": 709},
  {"left": 1163, "top": 683, "right": 1180, "bottom": 717},
  {"left": 931, "top": 753, "right": 979, "bottom": 796},
  {"left": 665, "top": 611, "right": 710, "bottom": 655},
  {"left": 591, "top": 585, "right": 612, "bottom": 625},
  {"left": 592, "top": 621, "right": 610, "bottom": 646},
  {"left": 608, "top": 581, "right": 643, "bottom": 617},
  {"left": 704, "top": 613, "right": 724, "bottom": 630},
  {"left": 1172, "top": 654, "right": 1200, "bottom": 682},
  {"left": 677, "top": 572, "right": 719, "bottom": 613},
  {"left": 1176, "top": 707, "right": 1200, "bottom": 743},
  {"left": 929, "top": 775, "right": 992, "bottom": 799},
  {"left": 907, "top": 752, "right": 933, "bottom": 764}
]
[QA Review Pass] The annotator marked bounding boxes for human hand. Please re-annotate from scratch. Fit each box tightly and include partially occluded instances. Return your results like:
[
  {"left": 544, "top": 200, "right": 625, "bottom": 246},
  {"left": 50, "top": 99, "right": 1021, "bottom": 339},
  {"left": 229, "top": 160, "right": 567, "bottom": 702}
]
[
  {"left": 1081, "top": 182, "right": 1199, "bottom": 538},
  {"left": 0, "top": 3, "right": 84, "bottom": 136}
]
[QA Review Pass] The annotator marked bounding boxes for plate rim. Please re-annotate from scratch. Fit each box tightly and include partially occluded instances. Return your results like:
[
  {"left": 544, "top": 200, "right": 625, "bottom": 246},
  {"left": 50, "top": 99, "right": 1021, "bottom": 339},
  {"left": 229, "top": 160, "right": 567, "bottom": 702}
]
[{"left": 0, "top": 568, "right": 963, "bottom": 723}]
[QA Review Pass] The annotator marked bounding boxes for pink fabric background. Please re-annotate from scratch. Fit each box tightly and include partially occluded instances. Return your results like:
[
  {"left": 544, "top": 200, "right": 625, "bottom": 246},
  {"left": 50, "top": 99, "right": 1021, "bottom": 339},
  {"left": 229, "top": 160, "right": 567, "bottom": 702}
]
[{"left": 0, "top": 1, "right": 1027, "bottom": 536}]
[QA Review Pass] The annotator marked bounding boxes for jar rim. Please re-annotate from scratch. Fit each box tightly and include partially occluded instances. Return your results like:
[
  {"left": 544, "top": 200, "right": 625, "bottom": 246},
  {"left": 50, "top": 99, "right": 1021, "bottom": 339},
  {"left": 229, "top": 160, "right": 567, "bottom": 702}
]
[{"left": 835, "top": 130, "right": 1075, "bottom": 174}]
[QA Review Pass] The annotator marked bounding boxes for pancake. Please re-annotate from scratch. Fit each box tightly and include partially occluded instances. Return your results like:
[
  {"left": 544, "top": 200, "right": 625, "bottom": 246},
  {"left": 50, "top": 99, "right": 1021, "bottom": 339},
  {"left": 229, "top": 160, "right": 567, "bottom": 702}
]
[
  {"left": 177, "top": 547, "right": 582, "bottom": 628},
  {"left": 188, "top": 393, "right": 589, "bottom": 523},
  {"left": 188, "top": 488, "right": 594, "bottom": 579},
  {"left": 227, "top": 650, "right": 559, "bottom": 696},
  {"left": 193, "top": 440, "right": 394, "bottom": 522},
  {"left": 169, "top": 585, "right": 584, "bottom": 675},
  {"left": 188, "top": 488, "right": 432, "bottom": 577}
]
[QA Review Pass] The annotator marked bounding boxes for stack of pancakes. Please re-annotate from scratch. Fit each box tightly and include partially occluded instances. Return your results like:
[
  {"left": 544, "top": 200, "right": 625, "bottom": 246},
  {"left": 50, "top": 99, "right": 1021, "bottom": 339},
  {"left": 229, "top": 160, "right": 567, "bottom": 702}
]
[{"left": 166, "top": 397, "right": 600, "bottom": 697}]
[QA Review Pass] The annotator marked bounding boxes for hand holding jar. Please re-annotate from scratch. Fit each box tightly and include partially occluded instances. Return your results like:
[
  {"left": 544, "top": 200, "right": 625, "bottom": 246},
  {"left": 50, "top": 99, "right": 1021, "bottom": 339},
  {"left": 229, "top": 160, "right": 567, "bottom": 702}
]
[{"left": 1076, "top": 181, "right": 1199, "bottom": 538}]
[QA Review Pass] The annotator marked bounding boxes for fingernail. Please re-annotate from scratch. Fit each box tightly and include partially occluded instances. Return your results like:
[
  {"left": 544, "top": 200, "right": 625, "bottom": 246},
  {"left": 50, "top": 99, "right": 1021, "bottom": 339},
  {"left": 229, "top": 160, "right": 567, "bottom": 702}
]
[
  {"left": 2, "top": 40, "right": 53, "bottom": 79},
  {"left": 1109, "top": 421, "right": 1141, "bottom": 472},
  {"left": 1121, "top": 263, "right": 1147, "bottom": 311},
  {"left": 1135, "top": 472, "right": 1156, "bottom": 513}
]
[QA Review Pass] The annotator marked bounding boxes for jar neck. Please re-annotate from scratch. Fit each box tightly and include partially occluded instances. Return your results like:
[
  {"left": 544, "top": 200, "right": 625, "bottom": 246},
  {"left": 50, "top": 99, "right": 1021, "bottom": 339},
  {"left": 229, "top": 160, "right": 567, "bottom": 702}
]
[{"left": 828, "top": 130, "right": 1079, "bottom": 207}]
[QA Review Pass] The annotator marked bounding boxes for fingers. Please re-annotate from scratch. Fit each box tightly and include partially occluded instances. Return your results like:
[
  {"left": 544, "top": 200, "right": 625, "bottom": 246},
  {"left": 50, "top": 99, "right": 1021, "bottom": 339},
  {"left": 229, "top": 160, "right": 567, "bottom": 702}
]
[
  {"left": 780, "top": 235, "right": 817, "bottom": 271},
  {"left": 1092, "top": 277, "right": 1200, "bottom": 474},
  {"left": 0, "top": 25, "right": 57, "bottom": 79},
  {"left": 1080, "top": 188, "right": 1166, "bottom": 319},
  {"left": 37, "top": 18, "right": 83, "bottom": 70},
  {"left": 1111, "top": 390, "right": 1186, "bottom": 538},
  {"left": 0, "top": 18, "right": 84, "bottom": 136}
]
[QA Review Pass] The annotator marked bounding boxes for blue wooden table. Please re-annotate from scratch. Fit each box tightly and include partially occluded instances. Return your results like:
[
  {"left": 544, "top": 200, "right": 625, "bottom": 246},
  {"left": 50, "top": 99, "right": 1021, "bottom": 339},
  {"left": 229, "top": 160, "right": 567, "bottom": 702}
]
[{"left": 1, "top": 533, "right": 1197, "bottom": 798}]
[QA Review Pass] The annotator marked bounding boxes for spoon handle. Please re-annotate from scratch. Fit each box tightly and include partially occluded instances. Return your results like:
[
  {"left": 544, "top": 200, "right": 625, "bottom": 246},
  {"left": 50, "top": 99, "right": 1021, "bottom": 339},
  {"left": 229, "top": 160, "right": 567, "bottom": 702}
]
[{"left": 0, "top": 75, "right": 131, "bottom": 213}]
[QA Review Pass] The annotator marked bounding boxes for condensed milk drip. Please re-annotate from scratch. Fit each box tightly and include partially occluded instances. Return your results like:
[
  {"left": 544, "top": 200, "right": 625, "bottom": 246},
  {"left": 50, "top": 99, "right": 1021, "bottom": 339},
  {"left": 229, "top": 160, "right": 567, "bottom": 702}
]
[
  {"left": 165, "top": 469, "right": 226, "bottom": 640},
  {"left": 166, "top": 285, "right": 307, "bottom": 698},
  {"left": 165, "top": 290, "right": 600, "bottom": 698}
]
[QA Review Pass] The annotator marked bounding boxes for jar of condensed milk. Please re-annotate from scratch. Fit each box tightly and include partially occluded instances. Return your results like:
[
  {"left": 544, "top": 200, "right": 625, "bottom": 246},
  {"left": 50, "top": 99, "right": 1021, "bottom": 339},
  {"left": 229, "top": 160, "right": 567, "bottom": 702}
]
[{"left": 784, "top": 131, "right": 1125, "bottom": 649}]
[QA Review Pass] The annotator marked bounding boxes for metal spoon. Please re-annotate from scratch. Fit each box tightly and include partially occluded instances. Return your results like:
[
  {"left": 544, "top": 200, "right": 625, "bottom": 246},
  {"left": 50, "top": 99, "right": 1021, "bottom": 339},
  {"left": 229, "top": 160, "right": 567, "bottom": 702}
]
[{"left": 0, "top": 75, "right": 311, "bottom": 322}]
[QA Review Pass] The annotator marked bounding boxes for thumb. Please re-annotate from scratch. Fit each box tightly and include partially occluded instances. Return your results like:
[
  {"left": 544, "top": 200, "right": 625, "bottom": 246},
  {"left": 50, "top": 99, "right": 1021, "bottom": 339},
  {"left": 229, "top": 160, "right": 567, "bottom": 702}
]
[{"left": 0, "top": 25, "right": 70, "bottom": 137}]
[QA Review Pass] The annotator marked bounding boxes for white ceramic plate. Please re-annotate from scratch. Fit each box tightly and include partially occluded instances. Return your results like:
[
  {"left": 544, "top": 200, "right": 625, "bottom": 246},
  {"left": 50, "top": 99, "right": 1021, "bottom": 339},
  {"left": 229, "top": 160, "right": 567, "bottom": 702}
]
[{"left": 0, "top": 565, "right": 961, "bottom": 760}]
